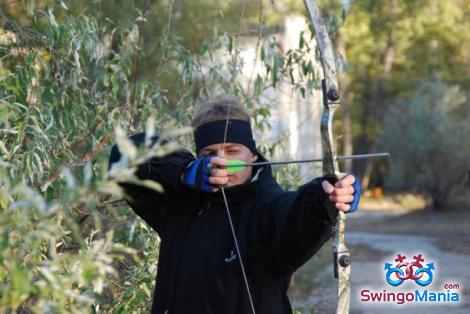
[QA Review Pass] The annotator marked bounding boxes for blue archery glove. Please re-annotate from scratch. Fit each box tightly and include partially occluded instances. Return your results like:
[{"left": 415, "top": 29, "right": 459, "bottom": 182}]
[
  {"left": 182, "top": 156, "right": 214, "bottom": 192},
  {"left": 348, "top": 174, "right": 361, "bottom": 213}
]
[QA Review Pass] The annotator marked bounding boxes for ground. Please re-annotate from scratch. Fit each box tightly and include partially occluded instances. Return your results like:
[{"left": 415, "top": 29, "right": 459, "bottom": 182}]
[{"left": 288, "top": 194, "right": 470, "bottom": 314}]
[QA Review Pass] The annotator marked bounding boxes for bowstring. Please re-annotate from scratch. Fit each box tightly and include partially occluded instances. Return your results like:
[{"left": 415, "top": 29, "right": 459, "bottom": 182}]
[
  {"left": 218, "top": 1, "right": 256, "bottom": 310},
  {"left": 220, "top": 104, "right": 256, "bottom": 314}
]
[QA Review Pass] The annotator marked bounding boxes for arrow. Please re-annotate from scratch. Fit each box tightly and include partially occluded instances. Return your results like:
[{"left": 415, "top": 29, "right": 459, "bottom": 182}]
[{"left": 222, "top": 152, "right": 390, "bottom": 173}]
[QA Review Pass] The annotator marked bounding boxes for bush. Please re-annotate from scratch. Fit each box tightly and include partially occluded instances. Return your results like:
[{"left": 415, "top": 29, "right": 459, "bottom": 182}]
[
  {"left": 0, "top": 6, "right": 175, "bottom": 313},
  {"left": 380, "top": 77, "right": 470, "bottom": 210}
]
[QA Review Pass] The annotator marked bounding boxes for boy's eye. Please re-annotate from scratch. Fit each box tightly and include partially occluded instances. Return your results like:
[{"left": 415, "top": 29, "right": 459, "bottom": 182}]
[{"left": 200, "top": 150, "right": 215, "bottom": 157}]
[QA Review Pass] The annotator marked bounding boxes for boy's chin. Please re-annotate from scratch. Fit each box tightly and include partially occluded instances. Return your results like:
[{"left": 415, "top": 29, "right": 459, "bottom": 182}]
[{"left": 226, "top": 179, "right": 248, "bottom": 187}]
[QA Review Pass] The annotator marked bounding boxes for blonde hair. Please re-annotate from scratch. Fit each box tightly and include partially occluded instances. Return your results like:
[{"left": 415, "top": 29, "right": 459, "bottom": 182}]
[{"left": 191, "top": 96, "right": 251, "bottom": 128}]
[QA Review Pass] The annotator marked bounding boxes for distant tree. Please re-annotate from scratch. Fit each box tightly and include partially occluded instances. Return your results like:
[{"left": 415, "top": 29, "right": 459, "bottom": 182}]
[
  {"left": 380, "top": 77, "right": 470, "bottom": 210},
  {"left": 341, "top": 0, "right": 470, "bottom": 188}
]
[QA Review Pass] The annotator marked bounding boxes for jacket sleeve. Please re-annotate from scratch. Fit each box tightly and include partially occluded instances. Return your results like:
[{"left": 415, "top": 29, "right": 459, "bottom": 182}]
[
  {"left": 258, "top": 178, "right": 338, "bottom": 275},
  {"left": 108, "top": 132, "right": 195, "bottom": 233}
]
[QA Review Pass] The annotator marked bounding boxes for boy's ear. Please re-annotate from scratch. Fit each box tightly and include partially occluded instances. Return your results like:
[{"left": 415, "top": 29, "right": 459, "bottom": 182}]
[{"left": 250, "top": 152, "right": 258, "bottom": 163}]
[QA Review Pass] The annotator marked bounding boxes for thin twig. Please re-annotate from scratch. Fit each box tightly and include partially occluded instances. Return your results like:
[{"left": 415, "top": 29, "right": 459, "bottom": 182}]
[
  {"left": 246, "top": 0, "right": 263, "bottom": 94},
  {"left": 228, "top": 0, "right": 248, "bottom": 89}
]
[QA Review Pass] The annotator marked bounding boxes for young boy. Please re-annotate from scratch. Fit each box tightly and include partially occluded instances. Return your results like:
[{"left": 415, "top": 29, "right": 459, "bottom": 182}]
[{"left": 109, "top": 97, "right": 359, "bottom": 314}]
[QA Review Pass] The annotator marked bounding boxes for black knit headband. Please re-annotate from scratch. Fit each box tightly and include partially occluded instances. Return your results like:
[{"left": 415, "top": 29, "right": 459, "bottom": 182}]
[{"left": 194, "top": 119, "right": 257, "bottom": 154}]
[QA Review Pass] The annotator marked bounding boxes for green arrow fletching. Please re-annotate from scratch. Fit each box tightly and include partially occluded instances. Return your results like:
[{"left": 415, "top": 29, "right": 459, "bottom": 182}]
[{"left": 225, "top": 160, "right": 246, "bottom": 173}]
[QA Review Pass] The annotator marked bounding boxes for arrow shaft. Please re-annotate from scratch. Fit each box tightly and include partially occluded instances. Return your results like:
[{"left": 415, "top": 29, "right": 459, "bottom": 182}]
[{"left": 238, "top": 152, "right": 389, "bottom": 167}]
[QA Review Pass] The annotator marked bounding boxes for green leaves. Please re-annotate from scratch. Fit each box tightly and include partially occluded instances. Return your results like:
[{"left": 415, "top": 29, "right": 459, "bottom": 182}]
[
  {"left": 381, "top": 78, "right": 470, "bottom": 210},
  {"left": 0, "top": 5, "right": 169, "bottom": 313}
]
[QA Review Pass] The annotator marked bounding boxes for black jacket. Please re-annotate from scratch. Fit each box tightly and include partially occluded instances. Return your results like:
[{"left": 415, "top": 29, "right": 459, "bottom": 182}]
[{"left": 109, "top": 133, "right": 338, "bottom": 314}]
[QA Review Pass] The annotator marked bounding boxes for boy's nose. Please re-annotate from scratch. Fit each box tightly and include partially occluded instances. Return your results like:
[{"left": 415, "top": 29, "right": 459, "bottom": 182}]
[{"left": 215, "top": 148, "right": 226, "bottom": 157}]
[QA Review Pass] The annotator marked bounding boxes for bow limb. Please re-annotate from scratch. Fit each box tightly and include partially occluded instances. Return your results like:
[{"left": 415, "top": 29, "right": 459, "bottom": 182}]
[{"left": 303, "top": 1, "right": 351, "bottom": 314}]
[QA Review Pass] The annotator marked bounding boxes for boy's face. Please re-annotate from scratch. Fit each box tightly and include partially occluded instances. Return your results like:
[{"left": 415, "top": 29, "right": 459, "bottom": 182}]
[{"left": 199, "top": 143, "right": 258, "bottom": 187}]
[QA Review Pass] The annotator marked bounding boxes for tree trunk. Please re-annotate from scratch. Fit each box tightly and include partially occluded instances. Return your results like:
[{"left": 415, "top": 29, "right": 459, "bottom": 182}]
[
  {"left": 334, "top": 32, "right": 353, "bottom": 173},
  {"left": 360, "top": 0, "right": 397, "bottom": 190}
]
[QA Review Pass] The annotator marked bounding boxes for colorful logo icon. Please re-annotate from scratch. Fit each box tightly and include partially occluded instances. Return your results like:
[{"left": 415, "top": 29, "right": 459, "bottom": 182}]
[{"left": 384, "top": 254, "right": 435, "bottom": 287}]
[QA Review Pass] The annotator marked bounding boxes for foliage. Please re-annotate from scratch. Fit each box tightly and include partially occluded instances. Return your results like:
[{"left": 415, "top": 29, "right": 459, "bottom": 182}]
[
  {"left": 340, "top": 0, "right": 470, "bottom": 188},
  {"left": 0, "top": 4, "right": 173, "bottom": 312},
  {"left": 0, "top": 1, "right": 314, "bottom": 311},
  {"left": 380, "top": 77, "right": 470, "bottom": 210},
  {"left": 0, "top": 173, "right": 134, "bottom": 312}
]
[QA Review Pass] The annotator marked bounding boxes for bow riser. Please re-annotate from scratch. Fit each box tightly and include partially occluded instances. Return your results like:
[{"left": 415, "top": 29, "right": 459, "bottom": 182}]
[
  {"left": 320, "top": 78, "right": 351, "bottom": 314},
  {"left": 304, "top": 1, "right": 351, "bottom": 313}
]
